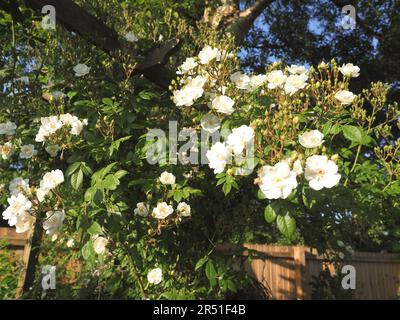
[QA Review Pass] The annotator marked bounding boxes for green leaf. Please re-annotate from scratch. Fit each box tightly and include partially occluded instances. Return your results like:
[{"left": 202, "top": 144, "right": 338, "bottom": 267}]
[
  {"left": 82, "top": 241, "right": 94, "bottom": 260},
  {"left": 276, "top": 214, "right": 296, "bottom": 238},
  {"left": 70, "top": 169, "right": 83, "bottom": 190},
  {"left": 87, "top": 222, "right": 103, "bottom": 236},
  {"left": 342, "top": 125, "right": 363, "bottom": 144},
  {"left": 264, "top": 204, "right": 277, "bottom": 223},
  {"left": 66, "top": 162, "right": 81, "bottom": 176},
  {"left": 195, "top": 256, "right": 209, "bottom": 271},
  {"left": 205, "top": 260, "right": 217, "bottom": 286},
  {"left": 103, "top": 175, "right": 120, "bottom": 190}
]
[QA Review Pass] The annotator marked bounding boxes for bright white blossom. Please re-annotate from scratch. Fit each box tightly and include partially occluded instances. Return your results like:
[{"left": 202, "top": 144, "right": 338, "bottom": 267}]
[
  {"left": 152, "top": 202, "right": 174, "bottom": 219},
  {"left": 299, "top": 130, "right": 324, "bottom": 148},
  {"left": 334, "top": 90, "right": 356, "bottom": 105},
  {"left": 211, "top": 95, "right": 235, "bottom": 115},
  {"left": 339, "top": 63, "right": 360, "bottom": 78},
  {"left": 258, "top": 161, "right": 298, "bottom": 199},
  {"left": 73, "top": 63, "right": 90, "bottom": 77},
  {"left": 134, "top": 202, "right": 149, "bottom": 217},
  {"left": 304, "top": 155, "right": 341, "bottom": 190},
  {"left": 230, "top": 71, "right": 251, "bottom": 90},
  {"left": 43, "top": 210, "right": 65, "bottom": 236},
  {"left": 1, "top": 142, "right": 14, "bottom": 160},
  {"left": 9, "top": 177, "right": 29, "bottom": 196},
  {"left": 284, "top": 73, "right": 308, "bottom": 95},
  {"left": 36, "top": 187, "right": 50, "bottom": 202},
  {"left": 248, "top": 74, "right": 268, "bottom": 91},
  {"left": 147, "top": 268, "right": 163, "bottom": 285},
  {"left": 206, "top": 142, "right": 231, "bottom": 174},
  {"left": 0, "top": 121, "right": 17, "bottom": 136},
  {"left": 177, "top": 57, "right": 198, "bottom": 74},
  {"left": 198, "top": 46, "right": 221, "bottom": 65},
  {"left": 293, "top": 160, "right": 303, "bottom": 176},
  {"left": 201, "top": 114, "right": 221, "bottom": 133},
  {"left": 172, "top": 75, "right": 207, "bottom": 107},
  {"left": 19, "top": 144, "right": 37, "bottom": 159},
  {"left": 40, "top": 169, "right": 64, "bottom": 190},
  {"left": 226, "top": 125, "right": 254, "bottom": 156},
  {"left": 266, "top": 70, "right": 287, "bottom": 89},
  {"left": 177, "top": 202, "right": 191, "bottom": 217},
  {"left": 2, "top": 193, "right": 32, "bottom": 228},
  {"left": 159, "top": 171, "right": 176, "bottom": 185},
  {"left": 36, "top": 114, "right": 87, "bottom": 142},
  {"left": 287, "top": 64, "right": 308, "bottom": 75}
]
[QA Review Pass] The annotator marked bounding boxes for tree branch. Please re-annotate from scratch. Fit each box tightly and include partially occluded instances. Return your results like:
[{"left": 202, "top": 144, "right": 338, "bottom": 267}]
[
  {"left": 19, "top": 0, "right": 179, "bottom": 89},
  {"left": 228, "top": 0, "right": 274, "bottom": 44}
]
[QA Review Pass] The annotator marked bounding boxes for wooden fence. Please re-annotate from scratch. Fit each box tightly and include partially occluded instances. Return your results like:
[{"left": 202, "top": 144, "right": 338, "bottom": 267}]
[
  {"left": 217, "top": 244, "right": 400, "bottom": 300},
  {"left": 2, "top": 227, "right": 400, "bottom": 299}
]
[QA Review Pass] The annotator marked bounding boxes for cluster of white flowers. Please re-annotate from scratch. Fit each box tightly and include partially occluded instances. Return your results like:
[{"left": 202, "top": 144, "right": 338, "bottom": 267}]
[
  {"left": 257, "top": 130, "right": 341, "bottom": 199},
  {"left": 134, "top": 172, "right": 192, "bottom": 220},
  {"left": 265, "top": 64, "right": 309, "bottom": 96},
  {"left": 206, "top": 125, "right": 254, "bottom": 174},
  {"left": 35, "top": 113, "right": 87, "bottom": 157},
  {"left": 2, "top": 169, "right": 65, "bottom": 234}
]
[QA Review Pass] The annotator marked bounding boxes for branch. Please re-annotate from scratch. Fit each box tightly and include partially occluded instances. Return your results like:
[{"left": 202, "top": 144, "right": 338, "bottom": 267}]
[
  {"left": 228, "top": 0, "right": 274, "bottom": 44},
  {"left": 19, "top": 0, "right": 179, "bottom": 89}
]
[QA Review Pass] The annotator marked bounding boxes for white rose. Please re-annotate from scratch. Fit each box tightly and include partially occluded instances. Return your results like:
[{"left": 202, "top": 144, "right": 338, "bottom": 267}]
[
  {"left": 15, "top": 212, "right": 35, "bottom": 233},
  {"left": 152, "top": 202, "right": 174, "bottom": 219},
  {"left": 1, "top": 142, "right": 14, "bottom": 160},
  {"left": 248, "top": 74, "right": 268, "bottom": 91},
  {"left": 339, "top": 63, "right": 360, "bottom": 78},
  {"left": 125, "top": 31, "right": 138, "bottom": 42},
  {"left": 134, "top": 202, "right": 149, "bottom": 217},
  {"left": 73, "top": 63, "right": 90, "bottom": 77},
  {"left": 159, "top": 171, "right": 176, "bottom": 185},
  {"left": 287, "top": 64, "right": 308, "bottom": 75},
  {"left": 299, "top": 130, "right": 324, "bottom": 148},
  {"left": 258, "top": 161, "right": 298, "bottom": 199},
  {"left": 266, "top": 70, "right": 287, "bottom": 89},
  {"left": 9, "top": 177, "right": 30, "bottom": 196},
  {"left": 177, "top": 202, "right": 191, "bottom": 217},
  {"left": 93, "top": 236, "right": 108, "bottom": 254},
  {"left": 147, "top": 267, "right": 163, "bottom": 285},
  {"left": 177, "top": 57, "right": 198, "bottom": 74},
  {"left": 43, "top": 210, "right": 65, "bottom": 236},
  {"left": 70, "top": 119, "right": 87, "bottom": 135},
  {"left": 334, "top": 90, "right": 356, "bottom": 105},
  {"left": 304, "top": 155, "right": 341, "bottom": 190},
  {"left": 206, "top": 142, "right": 231, "bottom": 174},
  {"left": 226, "top": 125, "right": 254, "bottom": 156},
  {"left": 36, "top": 187, "right": 50, "bottom": 202},
  {"left": 45, "top": 144, "right": 61, "bottom": 157},
  {"left": 230, "top": 71, "right": 251, "bottom": 90},
  {"left": 2, "top": 193, "right": 32, "bottom": 227},
  {"left": 198, "top": 46, "right": 221, "bottom": 65},
  {"left": 201, "top": 114, "right": 221, "bottom": 134},
  {"left": 40, "top": 116, "right": 63, "bottom": 135},
  {"left": 19, "top": 144, "right": 37, "bottom": 159},
  {"left": 284, "top": 73, "right": 308, "bottom": 95},
  {"left": 0, "top": 121, "right": 17, "bottom": 136},
  {"left": 211, "top": 95, "right": 235, "bottom": 115},
  {"left": 293, "top": 159, "right": 303, "bottom": 176},
  {"left": 40, "top": 169, "right": 64, "bottom": 190}
]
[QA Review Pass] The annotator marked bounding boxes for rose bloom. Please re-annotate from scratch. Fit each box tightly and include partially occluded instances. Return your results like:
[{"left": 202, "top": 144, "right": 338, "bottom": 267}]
[
  {"left": 198, "top": 45, "right": 221, "bottom": 65},
  {"left": 334, "top": 90, "right": 356, "bottom": 105},
  {"left": 230, "top": 71, "right": 251, "bottom": 90},
  {"left": 1, "top": 142, "right": 14, "bottom": 160},
  {"left": 304, "top": 155, "right": 341, "bottom": 191},
  {"left": 9, "top": 177, "right": 29, "bottom": 196},
  {"left": 201, "top": 114, "right": 221, "bottom": 134},
  {"left": 93, "top": 236, "right": 108, "bottom": 254},
  {"left": 43, "top": 210, "right": 65, "bottom": 236},
  {"left": 266, "top": 70, "right": 287, "bottom": 89},
  {"left": 284, "top": 73, "right": 308, "bottom": 95},
  {"left": 211, "top": 95, "right": 235, "bottom": 115},
  {"left": 177, "top": 202, "right": 191, "bottom": 217},
  {"left": 19, "top": 144, "right": 37, "bottom": 159},
  {"left": 147, "top": 268, "right": 163, "bottom": 285},
  {"left": 152, "top": 202, "right": 174, "bottom": 219},
  {"left": 134, "top": 202, "right": 149, "bottom": 217},
  {"left": 40, "top": 169, "right": 64, "bottom": 190},
  {"left": 0, "top": 121, "right": 17, "bottom": 135},
  {"left": 338, "top": 63, "right": 360, "bottom": 78},
  {"left": 226, "top": 125, "right": 254, "bottom": 156},
  {"left": 248, "top": 74, "right": 268, "bottom": 91},
  {"left": 287, "top": 64, "right": 308, "bottom": 75},
  {"left": 45, "top": 144, "right": 61, "bottom": 157},
  {"left": 299, "top": 130, "right": 324, "bottom": 148},
  {"left": 206, "top": 142, "right": 231, "bottom": 174},
  {"left": 177, "top": 57, "right": 198, "bottom": 74},
  {"left": 73, "top": 63, "right": 90, "bottom": 77},
  {"left": 159, "top": 171, "right": 176, "bottom": 185}
]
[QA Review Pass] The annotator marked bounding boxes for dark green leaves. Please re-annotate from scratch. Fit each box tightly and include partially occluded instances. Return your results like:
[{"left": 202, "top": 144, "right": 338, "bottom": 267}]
[
  {"left": 264, "top": 201, "right": 297, "bottom": 239},
  {"left": 342, "top": 125, "right": 363, "bottom": 144},
  {"left": 276, "top": 215, "right": 296, "bottom": 239}
]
